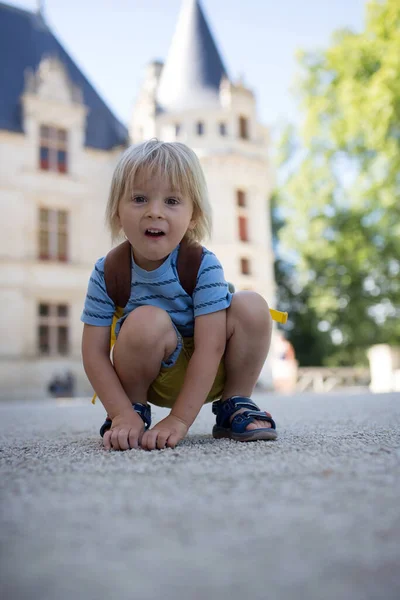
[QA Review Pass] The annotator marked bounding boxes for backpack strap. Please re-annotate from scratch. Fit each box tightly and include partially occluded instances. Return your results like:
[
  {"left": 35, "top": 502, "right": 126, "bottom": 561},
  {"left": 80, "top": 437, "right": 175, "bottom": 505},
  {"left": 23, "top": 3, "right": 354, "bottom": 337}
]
[
  {"left": 103, "top": 238, "right": 203, "bottom": 308},
  {"left": 176, "top": 238, "right": 203, "bottom": 297},
  {"left": 104, "top": 239, "right": 132, "bottom": 308}
]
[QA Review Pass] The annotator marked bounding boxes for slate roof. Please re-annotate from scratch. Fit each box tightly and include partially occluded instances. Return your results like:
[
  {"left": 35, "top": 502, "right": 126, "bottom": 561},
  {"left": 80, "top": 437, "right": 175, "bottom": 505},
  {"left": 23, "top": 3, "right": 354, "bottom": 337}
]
[
  {"left": 157, "top": 0, "right": 228, "bottom": 112},
  {"left": 0, "top": 3, "right": 128, "bottom": 150}
]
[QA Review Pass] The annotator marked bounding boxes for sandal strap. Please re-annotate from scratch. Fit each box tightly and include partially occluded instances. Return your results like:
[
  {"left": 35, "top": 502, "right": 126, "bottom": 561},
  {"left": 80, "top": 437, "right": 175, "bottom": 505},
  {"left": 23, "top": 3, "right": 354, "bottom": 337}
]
[
  {"left": 212, "top": 396, "right": 275, "bottom": 430},
  {"left": 133, "top": 403, "right": 152, "bottom": 429},
  {"left": 99, "top": 403, "right": 151, "bottom": 437},
  {"left": 231, "top": 410, "right": 276, "bottom": 434}
]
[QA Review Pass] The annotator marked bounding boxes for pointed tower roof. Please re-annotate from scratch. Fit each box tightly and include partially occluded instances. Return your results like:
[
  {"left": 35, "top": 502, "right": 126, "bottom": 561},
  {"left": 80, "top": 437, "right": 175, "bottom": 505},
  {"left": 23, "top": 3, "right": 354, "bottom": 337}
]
[{"left": 157, "top": 0, "right": 228, "bottom": 112}]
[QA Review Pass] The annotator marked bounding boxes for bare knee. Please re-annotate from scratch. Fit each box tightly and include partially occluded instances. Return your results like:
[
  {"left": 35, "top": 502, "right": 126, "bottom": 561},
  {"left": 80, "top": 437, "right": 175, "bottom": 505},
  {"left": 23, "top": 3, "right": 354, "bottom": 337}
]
[
  {"left": 227, "top": 292, "right": 272, "bottom": 337},
  {"left": 119, "top": 306, "right": 177, "bottom": 351}
]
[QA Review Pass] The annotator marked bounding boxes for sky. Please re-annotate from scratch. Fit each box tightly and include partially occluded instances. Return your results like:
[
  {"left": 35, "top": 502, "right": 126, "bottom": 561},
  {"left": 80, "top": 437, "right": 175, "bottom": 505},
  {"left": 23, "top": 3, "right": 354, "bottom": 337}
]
[{"left": 7, "top": 0, "right": 366, "bottom": 135}]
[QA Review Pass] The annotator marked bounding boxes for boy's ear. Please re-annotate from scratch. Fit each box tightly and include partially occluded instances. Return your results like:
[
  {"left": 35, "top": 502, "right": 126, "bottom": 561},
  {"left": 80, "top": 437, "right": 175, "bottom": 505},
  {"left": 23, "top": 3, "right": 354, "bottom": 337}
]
[
  {"left": 188, "top": 217, "right": 196, "bottom": 231},
  {"left": 188, "top": 205, "right": 198, "bottom": 231}
]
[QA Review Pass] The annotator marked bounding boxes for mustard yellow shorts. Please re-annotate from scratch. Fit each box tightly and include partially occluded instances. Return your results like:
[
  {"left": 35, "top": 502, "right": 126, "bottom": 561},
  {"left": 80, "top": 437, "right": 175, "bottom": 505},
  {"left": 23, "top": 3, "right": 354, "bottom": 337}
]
[{"left": 147, "top": 337, "right": 226, "bottom": 409}]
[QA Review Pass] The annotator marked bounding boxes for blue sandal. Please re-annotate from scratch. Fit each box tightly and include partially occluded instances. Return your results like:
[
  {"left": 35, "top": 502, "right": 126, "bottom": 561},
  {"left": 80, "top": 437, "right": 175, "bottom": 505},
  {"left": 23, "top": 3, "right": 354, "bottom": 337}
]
[
  {"left": 212, "top": 396, "right": 277, "bottom": 442},
  {"left": 99, "top": 403, "right": 152, "bottom": 438}
]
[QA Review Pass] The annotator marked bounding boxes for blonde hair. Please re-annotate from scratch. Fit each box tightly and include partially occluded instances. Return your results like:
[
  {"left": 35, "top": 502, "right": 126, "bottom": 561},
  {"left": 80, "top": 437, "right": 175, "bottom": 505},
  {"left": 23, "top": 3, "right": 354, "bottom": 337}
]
[{"left": 106, "top": 139, "right": 212, "bottom": 244}]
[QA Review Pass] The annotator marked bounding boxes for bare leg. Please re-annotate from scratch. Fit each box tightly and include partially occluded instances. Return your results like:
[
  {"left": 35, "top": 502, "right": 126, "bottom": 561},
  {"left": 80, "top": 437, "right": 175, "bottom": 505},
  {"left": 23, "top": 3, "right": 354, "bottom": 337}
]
[
  {"left": 222, "top": 291, "right": 273, "bottom": 431},
  {"left": 113, "top": 306, "right": 178, "bottom": 405}
]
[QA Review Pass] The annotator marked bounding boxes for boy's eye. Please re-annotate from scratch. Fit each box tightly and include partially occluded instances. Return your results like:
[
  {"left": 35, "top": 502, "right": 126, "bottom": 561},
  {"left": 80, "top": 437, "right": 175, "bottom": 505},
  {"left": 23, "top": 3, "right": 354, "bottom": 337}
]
[
  {"left": 133, "top": 196, "right": 146, "bottom": 203},
  {"left": 166, "top": 197, "right": 179, "bottom": 205}
]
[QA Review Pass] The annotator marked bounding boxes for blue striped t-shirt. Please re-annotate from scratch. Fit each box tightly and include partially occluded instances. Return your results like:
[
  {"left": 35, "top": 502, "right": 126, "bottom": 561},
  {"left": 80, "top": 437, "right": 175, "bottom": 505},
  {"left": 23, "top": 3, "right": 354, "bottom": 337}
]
[{"left": 81, "top": 244, "right": 232, "bottom": 337}]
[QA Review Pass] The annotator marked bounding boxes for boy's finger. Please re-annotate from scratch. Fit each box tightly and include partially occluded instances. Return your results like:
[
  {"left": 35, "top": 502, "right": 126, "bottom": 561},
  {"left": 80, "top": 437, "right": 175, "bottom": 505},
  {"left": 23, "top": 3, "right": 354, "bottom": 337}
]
[
  {"left": 103, "top": 430, "right": 112, "bottom": 450},
  {"left": 156, "top": 431, "right": 169, "bottom": 450},
  {"left": 138, "top": 428, "right": 145, "bottom": 447},
  {"left": 167, "top": 434, "right": 179, "bottom": 449},
  {"left": 110, "top": 429, "right": 121, "bottom": 451},
  {"left": 144, "top": 429, "right": 159, "bottom": 451},
  {"left": 140, "top": 431, "right": 148, "bottom": 449},
  {"left": 117, "top": 429, "right": 130, "bottom": 451},
  {"left": 128, "top": 428, "right": 140, "bottom": 450}
]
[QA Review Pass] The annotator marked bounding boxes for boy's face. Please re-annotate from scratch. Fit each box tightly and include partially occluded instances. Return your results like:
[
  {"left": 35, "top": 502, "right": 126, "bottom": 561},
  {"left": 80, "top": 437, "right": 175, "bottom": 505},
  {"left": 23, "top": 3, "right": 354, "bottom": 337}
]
[{"left": 117, "top": 168, "right": 196, "bottom": 271}]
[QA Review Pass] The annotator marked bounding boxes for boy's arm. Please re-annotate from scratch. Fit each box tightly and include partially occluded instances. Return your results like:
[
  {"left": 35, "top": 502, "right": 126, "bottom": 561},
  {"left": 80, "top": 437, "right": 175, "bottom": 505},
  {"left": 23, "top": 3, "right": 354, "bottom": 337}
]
[
  {"left": 81, "top": 259, "right": 145, "bottom": 450},
  {"left": 82, "top": 324, "right": 146, "bottom": 450},
  {"left": 82, "top": 324, "right": 134, "bottom": 419},
  {"left": 170, "top": 309, "right": 227, "bottom": 427}
]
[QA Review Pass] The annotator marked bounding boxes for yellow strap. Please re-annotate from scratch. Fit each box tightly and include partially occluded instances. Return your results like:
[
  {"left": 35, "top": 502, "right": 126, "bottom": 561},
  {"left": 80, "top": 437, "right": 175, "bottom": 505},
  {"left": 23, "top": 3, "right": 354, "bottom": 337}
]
[
  {"left": 91, "top": 305, "right": 288, "bottom": 404},
  {"left": 269, "top": 308, "right": 288, "bottom": 324}
]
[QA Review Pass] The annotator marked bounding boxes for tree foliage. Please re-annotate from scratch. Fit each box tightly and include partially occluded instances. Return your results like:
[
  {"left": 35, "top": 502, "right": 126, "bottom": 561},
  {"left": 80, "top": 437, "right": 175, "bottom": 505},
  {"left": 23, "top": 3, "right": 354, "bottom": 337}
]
[{"left": 275, "top": 0, "right": 400, "bottom": 366}]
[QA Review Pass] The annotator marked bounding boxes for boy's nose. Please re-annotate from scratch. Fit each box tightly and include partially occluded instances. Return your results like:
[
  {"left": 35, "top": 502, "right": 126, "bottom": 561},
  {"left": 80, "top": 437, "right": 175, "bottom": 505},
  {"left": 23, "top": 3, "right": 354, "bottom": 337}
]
[{"left": 146, "top": 201, "right": 164, "bottom": 218}]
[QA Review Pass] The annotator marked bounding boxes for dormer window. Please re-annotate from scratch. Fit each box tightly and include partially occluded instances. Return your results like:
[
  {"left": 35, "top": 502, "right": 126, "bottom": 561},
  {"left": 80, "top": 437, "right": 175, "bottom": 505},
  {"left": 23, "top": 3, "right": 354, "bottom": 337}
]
[
  {"left": 39, "top": 125, "right": 68, "bottom": 173},
  {"left": 196, "top": 121, "right": 205, "bottom": 136},
  {"left": 239, "top": 116, "right": 249, "bottom": 140}
]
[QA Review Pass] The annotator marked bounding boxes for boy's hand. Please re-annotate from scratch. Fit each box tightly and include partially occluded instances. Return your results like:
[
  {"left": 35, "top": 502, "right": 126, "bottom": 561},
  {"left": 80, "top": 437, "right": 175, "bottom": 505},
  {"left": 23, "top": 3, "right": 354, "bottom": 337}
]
[
  {"left": 103, "top": 410, "right": 145, "bottom": 451},
  {"left": 141, "top": 415, "right": 188, "bottom": 451}
]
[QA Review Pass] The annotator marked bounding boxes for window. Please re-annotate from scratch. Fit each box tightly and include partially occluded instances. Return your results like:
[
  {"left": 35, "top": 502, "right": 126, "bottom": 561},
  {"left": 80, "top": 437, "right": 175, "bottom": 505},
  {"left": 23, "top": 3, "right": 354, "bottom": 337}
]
[
  {"left": 38, "top": 208, "right": 69, "bottom": 261},
  {"left": 38, "top": 303, "right": 70, "bottom": 356},
  {"left": 39, "top": 125, "right": 68, "bottom": 173},
  {"left": 237, "top": 190, "right": 246, "bottom": 207},
  {"left": 238, "top": 215, "right": 249, "bottom": 242},
  {"left": 240, "top": 258, "right": 251, "bottom": 276},
  {"left": 239, "top": 116, "right": 249, "bottom": 140},
  {"left": 219, "top": 122, "right": 227, "bottom": 136},
  {"left": 196, "top": 121, "right": 205, "bottom": 136},
  {"left": 175, "top": 123, "right": 181, "bottom": 137}
]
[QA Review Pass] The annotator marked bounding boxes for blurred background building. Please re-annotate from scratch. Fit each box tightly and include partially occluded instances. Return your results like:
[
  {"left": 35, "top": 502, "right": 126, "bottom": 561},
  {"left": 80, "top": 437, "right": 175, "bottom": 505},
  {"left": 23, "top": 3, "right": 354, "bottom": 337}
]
[{"left": 0, "top": 0, "right": 275, "bottom": 398}]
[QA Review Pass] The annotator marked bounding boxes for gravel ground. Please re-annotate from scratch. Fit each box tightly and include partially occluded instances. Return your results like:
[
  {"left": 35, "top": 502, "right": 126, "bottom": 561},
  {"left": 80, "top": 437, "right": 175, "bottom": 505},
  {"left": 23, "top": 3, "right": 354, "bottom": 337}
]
[{"left": 1, "top": 390, "right": 400, "bottom": 600}]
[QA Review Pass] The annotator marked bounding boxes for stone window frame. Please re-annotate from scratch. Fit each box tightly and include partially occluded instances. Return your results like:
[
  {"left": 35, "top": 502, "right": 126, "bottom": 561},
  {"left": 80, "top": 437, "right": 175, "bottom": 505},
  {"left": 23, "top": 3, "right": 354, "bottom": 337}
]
[
  {"left": 37, "top": 302, "right": 70, "bottom": 356},
  {"left": 38, "top": 208, "right": 69, "bottom": 262},
  {"left": 39, "top": 125, "right": 68, "bottom": 173}
]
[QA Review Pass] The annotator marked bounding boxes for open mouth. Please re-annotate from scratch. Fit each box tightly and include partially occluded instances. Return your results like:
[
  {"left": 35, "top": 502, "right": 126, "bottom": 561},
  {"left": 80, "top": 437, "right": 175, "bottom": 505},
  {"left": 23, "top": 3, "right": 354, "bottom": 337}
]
[{"left": 145, "top": 229, "right": 165, "bottom": 238}]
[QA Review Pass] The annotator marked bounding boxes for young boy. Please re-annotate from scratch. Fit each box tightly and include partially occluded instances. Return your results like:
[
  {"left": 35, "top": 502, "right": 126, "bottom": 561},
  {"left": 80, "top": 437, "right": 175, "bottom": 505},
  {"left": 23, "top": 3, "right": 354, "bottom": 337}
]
[{"left": 81, "top": 139, "right": 277, "bottom": 451}]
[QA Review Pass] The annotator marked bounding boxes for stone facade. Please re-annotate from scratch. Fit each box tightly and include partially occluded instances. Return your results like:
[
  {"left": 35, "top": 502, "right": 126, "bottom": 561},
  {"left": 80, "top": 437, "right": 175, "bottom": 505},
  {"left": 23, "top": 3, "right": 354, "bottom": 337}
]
[{"left": 0, "top": 57, "right": 122, "bottom": 399}]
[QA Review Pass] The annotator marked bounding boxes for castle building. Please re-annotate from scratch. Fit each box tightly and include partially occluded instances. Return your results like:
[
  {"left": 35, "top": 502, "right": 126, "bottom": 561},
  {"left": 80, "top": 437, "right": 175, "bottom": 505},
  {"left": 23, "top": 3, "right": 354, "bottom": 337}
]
[{"left": 0, "top": 0, "right": 275, "bottom": 399}]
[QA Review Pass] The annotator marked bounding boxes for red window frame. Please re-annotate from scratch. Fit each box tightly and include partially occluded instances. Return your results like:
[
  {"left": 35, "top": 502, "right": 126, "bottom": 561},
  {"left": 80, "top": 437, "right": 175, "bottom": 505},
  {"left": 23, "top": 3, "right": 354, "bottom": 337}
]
[{"left": 39, "top": 126, "right": 68, "bottom": 173}]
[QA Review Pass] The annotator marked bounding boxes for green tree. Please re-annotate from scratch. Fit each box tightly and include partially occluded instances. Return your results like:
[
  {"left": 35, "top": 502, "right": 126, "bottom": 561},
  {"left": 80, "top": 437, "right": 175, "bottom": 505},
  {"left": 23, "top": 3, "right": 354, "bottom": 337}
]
[
  {"left": 271, "top": 193, "right": 334, "bottom": 366},
  {"left": 276, "top": 0, "right": 400, "bottom": 366}
]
